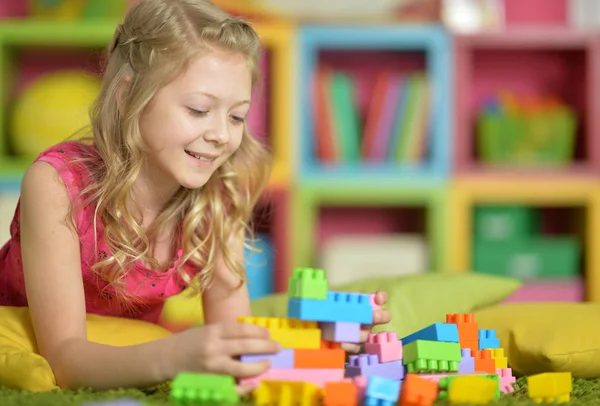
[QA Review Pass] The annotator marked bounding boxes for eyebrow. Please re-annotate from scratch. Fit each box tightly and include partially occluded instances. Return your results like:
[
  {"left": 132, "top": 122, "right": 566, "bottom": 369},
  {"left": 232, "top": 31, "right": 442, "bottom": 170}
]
[{"left": 187, "top": 91, "right": 251, "bottom": 107}]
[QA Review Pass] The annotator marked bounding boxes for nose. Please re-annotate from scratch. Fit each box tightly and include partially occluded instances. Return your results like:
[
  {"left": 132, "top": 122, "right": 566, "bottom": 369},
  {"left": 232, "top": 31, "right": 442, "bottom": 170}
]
[{"left": 203, "top": 114, "right": 229, "bottom": 145}]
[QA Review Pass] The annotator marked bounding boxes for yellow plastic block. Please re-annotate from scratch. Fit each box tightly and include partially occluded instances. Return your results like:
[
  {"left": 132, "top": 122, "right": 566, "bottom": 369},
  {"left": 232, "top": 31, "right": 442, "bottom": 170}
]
[
  {"left": 238, "top": 317, "right": 321, "bottom": 349},
  {"left": 254, "top": 380, "right": 320, "bottom": 406},
  {"left": 448, "top": 376, "right": 497, "bottom": 405},
  {"left": 527, "top": 372, "right": 572, "bottom": 403},
  {"left": 486, "top": 348, "right": 508, "bottom": 369}
]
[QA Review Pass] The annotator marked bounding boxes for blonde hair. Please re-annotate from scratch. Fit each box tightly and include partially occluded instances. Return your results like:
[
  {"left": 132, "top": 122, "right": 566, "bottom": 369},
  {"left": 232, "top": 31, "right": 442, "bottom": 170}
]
[{"left": 73, "top": 0, "right": 272, "bottom": 297}]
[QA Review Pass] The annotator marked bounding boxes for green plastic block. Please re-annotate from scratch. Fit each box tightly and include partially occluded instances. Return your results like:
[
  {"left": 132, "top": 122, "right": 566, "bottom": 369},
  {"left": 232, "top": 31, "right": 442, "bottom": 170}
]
[
  {"left": 170, "top": 373, "right": 239, "bottom": 404},
  {"left": 438, "top": 374, "right": 500, "bottom": 399},
  {"left": 474, "top": 205, "right": 538, "bottom": 242},
  {"left": 403, "top": 340, "right": 462, "bottom": 373},
  {"left": 473, "top": 237, "right": 580, "bottom": 279},
  {"left": 288, "top": 267, "right": 328, "bottom": 300}
]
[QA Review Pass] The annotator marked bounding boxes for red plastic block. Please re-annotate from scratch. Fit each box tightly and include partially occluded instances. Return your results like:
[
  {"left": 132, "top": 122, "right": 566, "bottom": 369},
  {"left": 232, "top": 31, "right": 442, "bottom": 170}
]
[
  {"left": 365, "top": 332, "right": 403, "bottom": 363},
  {"left": 323, "top": 381, "right": 357, "bottom": 406},
  {"left": 399, "top": 373, "right": 439, "bottom": 406},
  {"left": 473, "top": 350, "right": 496, "bottom": 374}
]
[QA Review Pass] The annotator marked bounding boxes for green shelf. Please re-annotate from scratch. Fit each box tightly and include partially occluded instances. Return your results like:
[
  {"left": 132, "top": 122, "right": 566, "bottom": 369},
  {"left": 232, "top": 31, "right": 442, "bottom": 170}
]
[
  {"left": 291, "top": 183, "right": 449, "bottom": 273},
  {"left": 0, "top": 19, "right": 119, "bottom": 46}
]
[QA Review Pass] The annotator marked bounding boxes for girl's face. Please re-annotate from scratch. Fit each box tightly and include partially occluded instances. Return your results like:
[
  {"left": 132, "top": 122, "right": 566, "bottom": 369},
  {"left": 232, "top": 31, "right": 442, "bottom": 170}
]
[{"left": 138, "top": 47, "right": 252, "bottom": 191}]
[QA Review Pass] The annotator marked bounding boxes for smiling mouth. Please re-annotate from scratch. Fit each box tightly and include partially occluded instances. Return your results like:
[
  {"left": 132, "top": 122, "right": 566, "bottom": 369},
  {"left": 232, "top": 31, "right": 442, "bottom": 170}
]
[{"left": 185, "top": 149, "right": 216, "bottom": 162}]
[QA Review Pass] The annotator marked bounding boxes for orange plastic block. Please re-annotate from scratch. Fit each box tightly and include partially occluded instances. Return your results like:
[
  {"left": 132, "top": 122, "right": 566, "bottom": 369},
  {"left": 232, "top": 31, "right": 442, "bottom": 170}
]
[
  {"left": 323, "top": 381, "right": 357, "bottom": 406},
  {"left": 473, "top": 350, "right": 496, "bottom": 374},
  {"left": 254, "top": 380, "right": 320, "bottom": 406},
  {"left": 238, "top": 317, "right": 321, "bottom": 349},
  {"left": 321, "top": 340, "right": 343, "bottom": 350},
  {"left": 446, "top": 314, "right": 478, "bottom": 341},
  {"left": 294, "top": 347, "right": 345, "bottom": 369},
  {"left": 400, "top": 373, "right": 439, "bottom": 406},
  {"left": 460, "top": 340, "right": 478, "bottom": 354}
]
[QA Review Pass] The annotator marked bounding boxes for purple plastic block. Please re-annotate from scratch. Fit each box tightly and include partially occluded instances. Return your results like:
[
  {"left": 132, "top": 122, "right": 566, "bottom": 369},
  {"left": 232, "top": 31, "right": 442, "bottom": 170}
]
[
  {"left": 345, "top": 354, "right": 405, "bottom": 380},
  {"left": 240, "top": 349, "right": 294, "bottom": 368},
  {"left": 321, "top": 321, "right": 361, "bottom": 343},
  {"left": 458, "top": 348, "right": 475, "bottom": 373},
  {"left": 84, "top": 400, "right": 143, "bottom": 406}
]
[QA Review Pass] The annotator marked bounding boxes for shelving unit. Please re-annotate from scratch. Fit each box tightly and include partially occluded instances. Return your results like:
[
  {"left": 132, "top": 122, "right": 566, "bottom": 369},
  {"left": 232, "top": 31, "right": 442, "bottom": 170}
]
[
  {"left": 449, "top": 177, "right": 600, "bottom": 301},
  {"left": 296, "top": 25, "right": 452, "bottom": 187}
]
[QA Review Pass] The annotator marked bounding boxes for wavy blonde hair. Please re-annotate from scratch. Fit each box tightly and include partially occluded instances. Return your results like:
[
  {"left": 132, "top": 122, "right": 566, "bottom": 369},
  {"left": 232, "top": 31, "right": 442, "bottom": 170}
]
[{"left": 72, "top": 0, "right": 271, "bottom": 297}]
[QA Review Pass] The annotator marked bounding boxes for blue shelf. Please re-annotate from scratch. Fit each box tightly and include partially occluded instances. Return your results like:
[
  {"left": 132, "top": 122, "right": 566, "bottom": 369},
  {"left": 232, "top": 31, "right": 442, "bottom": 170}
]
[{"left": 297, "top": 24, "right": 452, "bottom": 185}]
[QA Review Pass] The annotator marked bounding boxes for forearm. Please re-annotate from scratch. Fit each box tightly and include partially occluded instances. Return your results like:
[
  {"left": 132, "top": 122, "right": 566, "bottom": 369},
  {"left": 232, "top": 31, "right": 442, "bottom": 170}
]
[{"left": 50, "top": 336, "right": 178, "bottom": 390}]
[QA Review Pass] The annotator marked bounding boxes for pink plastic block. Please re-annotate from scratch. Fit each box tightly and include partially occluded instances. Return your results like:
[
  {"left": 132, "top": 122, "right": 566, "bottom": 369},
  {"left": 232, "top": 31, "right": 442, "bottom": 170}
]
[
  {"left": 345, "top": 354, "right": 405, "bottom": 380},
  {"left": 321, "top": 321, "right": 361, "bottom": 343},
  {"left": 365, "top": 332, "right": 402, "bottom": 362},
  {"left": 369, "top": 293, "right": 382, "bottom": 310},
  {"left": 239, "top": 368, "right": 344, "bottom": 388},
  {"left": 497, "top": 368, "right": 517, "bottom": 394},
  {"left": 418, "top": 373, "right": 453, "bottom": 383}
]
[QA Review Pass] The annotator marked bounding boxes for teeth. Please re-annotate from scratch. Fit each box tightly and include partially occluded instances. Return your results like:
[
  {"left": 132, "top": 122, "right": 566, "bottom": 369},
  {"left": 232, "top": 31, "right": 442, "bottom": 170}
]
[
  {"left": 186, "top": 150, "right": 214, "bottom": 162},
  {"left": 199, "top": 156, "right": 213, "bottom": 162}
]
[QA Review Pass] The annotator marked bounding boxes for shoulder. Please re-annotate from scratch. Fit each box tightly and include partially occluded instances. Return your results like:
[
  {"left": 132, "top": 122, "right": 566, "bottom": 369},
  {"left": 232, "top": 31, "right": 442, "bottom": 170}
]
[{"left": 21, "top": 160, "right": 71, "bottom": 213}]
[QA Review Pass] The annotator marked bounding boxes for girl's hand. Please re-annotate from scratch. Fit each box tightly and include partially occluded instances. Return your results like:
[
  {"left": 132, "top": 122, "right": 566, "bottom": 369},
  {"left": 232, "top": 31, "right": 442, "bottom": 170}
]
[
  {"left": 341, "top": 291, "right": 391, "bottom": 353},
  {"left": 169, "top": 322, "right": 280, "bottom": 382}
]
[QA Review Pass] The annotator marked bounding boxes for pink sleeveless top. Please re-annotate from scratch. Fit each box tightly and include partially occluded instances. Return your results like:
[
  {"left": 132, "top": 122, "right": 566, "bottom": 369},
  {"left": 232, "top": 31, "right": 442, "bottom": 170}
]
[{"left": 0, "top": 141, "right": 198, "bottom": 323}]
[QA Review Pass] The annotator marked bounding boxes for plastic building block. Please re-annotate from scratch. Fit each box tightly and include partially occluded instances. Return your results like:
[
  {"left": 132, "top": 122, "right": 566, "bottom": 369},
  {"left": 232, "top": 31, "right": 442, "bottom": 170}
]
[
  {"left": 473, "top": 350, "right": 496, "bottom": 374},
  {"left": 323, "top": 381, "right": 358, "bottom": 406},
  {"left": 294, "top": 347, "right": 345, "bottom": 369},
  {"left": 321, "top": 340, "right": 343, "bottom": 349},
  {"left": 478, "top": 329, "right": 500, "bottom": 350},
  {"left": 402, "top": 340, "right": 462, "bottom": 373},
  {"left": 369, "top": 293, "right": 381, "bottom": 310},
  {"left": 438, "top": 374, "right": 500, "bottom": 400},
  {"left": 170, "top": 373, "right": 239, "bottom": 404},
  {"left": 460, "top": 340, "right": 478, "bottom": 354},
  {"left": 399, "top": 373, "right": 438, "bottom": 406},
  {"left": 365, "top": 376, "right": 401, "bottom": 406},
  {"left": 345, "top": 354, "right": 405, "bottom": 380},
  {"left": 401, "top": 323, "right": 459, "bottom": 346},
  {"left": 486, "top": 348, "right": 508, "bottom": 369},
  {"left": 458, "top": 348, "right": 475, "bottom": 373},
  {"left": 238, "top": 317, "right": 321, "bottom": 349},
  {"left": 365, "top": 332, "right": 403, "bottom": 363},
  {"left": 84, "top": 400, "right": 143, "bottom": 406},
  {"left": 321, "top": 321, "right": 361, "bottom": 343},
  {"left": 240, "top": 368, "right": 344, "bottom": 388},
  {"left": 352, "top": 376, "right": 368, "bottom": 400},
  {"left": 288, "top": 268, "right": 328, "bottom": 300},
  {"left": 527, "top": 372, "right": 572, "bottom": 403},
  {"left": 254, "top": 380, "right": 320, "bottom": 406},
  {"left": 288, "top": 292, "right": 373, "bottom": 324},
  {"left": 447, "top": 375, "right": 498, "bottom": 405},
  {"left": 497, "top": 368, "right": 517, "bottom": 394},
  {"left": 241, "top": 349, "right": 294, "bottom": 368}
]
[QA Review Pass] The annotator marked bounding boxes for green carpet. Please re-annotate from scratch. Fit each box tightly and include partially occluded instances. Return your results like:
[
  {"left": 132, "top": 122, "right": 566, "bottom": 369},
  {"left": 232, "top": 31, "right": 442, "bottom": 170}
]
[{"left": 1, "top": 377, "right": 599, "bottom": 405}]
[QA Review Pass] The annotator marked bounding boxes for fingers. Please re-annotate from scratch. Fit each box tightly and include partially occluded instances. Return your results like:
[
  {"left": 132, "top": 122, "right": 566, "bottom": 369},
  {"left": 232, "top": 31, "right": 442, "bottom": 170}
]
[
  {"left": 219, "top": 321, "right": 271, "bottom": 339},
  {"left": 341, "top": 342, "right": 362, "bottom": 353},
  {"left": 375, "top": 290, "right": 387, "bottom": 305},
  {"left": 373, "top": 308, "right": 391, "bottom": 325},
  {"left": 224, "top": 358, "right": 271, "bottom": 378},
  {"left": 225, "top": 338, "right": 281, "bottom": 356},
  {"left": 236, "top": 382, "right": 259, "bottom": 396}
]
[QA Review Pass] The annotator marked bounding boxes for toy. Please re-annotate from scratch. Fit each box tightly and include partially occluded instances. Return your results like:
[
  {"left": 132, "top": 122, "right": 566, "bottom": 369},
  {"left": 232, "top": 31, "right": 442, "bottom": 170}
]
[{"left": 167, "top": 267, "right": 566, "bottom": 405}]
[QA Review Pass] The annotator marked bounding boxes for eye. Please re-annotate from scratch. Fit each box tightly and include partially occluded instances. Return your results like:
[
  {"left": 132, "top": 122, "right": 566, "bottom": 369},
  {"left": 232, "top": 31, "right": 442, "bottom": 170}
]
[
  {"left": 230, "top": 115, "right": 245, "bottom": 124},
  {"left": 188, "top": 107, "right": 208, "bottom": 117}
]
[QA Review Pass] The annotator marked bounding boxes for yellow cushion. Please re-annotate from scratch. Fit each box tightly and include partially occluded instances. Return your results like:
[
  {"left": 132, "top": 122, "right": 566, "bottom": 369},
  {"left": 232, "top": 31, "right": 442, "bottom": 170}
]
[
  {"left": 475, "top": 302, "right": 600, "bottom": 378},
  {"left": 0, "top": 306, "right": 172, "bottom": 392}
]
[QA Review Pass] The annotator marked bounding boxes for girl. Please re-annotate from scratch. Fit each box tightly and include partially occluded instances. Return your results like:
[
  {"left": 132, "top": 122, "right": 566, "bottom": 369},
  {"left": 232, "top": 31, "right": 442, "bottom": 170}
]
[{"left": 0, "top": 0, "right": 390, "bottom": 393}]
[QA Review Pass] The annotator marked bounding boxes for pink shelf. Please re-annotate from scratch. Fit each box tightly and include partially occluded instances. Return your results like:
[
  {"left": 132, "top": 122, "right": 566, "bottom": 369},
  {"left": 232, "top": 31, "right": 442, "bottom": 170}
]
[
  {"left": 504, "top": 0, "right": 567, "bottom": 28},
  {"left": 453, "top": 30, "right": 600, "bottom": 175}
]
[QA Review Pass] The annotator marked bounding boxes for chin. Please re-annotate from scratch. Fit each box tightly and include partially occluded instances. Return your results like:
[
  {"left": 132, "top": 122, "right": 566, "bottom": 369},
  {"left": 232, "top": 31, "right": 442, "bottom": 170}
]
[{"left": 178, "top": 176, "right": 212, "bottom": 190}]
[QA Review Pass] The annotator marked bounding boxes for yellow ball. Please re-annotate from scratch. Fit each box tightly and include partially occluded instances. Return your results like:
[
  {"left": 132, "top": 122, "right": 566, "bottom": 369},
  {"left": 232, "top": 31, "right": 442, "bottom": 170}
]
[{"left": 11, "top": 70, "right": 101, "bottom": 157}]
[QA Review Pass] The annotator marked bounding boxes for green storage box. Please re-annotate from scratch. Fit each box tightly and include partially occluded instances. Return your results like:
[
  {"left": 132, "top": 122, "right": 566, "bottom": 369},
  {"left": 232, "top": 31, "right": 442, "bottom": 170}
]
[
  {"left": 473, "top": 237, "right": 580, "bottom": 280},
  {"left": 474, "top": 206, "right": 538, "bottom": 242},
  {"left": 477, "top": 107, "right": 576, "bottom": 166}
]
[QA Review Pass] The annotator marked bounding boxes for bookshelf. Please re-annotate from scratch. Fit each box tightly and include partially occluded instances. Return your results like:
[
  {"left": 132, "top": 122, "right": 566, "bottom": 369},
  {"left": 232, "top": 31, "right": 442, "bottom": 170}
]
[{"left": 296, "top": 25, "right": 452, "bottom": 187}]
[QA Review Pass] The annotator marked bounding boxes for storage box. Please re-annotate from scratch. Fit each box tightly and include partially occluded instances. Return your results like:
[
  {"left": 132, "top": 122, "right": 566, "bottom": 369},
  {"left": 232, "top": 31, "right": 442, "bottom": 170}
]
[{"left": 474, "top": 206, "right": 538, "bottom": 242}]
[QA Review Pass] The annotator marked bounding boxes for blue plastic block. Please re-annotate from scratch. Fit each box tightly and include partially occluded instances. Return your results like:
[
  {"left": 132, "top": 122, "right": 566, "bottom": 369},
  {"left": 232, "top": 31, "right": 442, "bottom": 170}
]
[
  {"left": 479, "top": 329, "right": 500, "bottom": 350},
  {"left": 244, "top": 234, "right": 274, "bottom": 300},
  {"left": 401, "top": 323, "right": 459, "bottom": 346},
  {"left": 288, "top": 291, "right": 373, "bottom": 324},
  {"left": 365, "top": 375, "right": 401, "bottom": 403}
]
